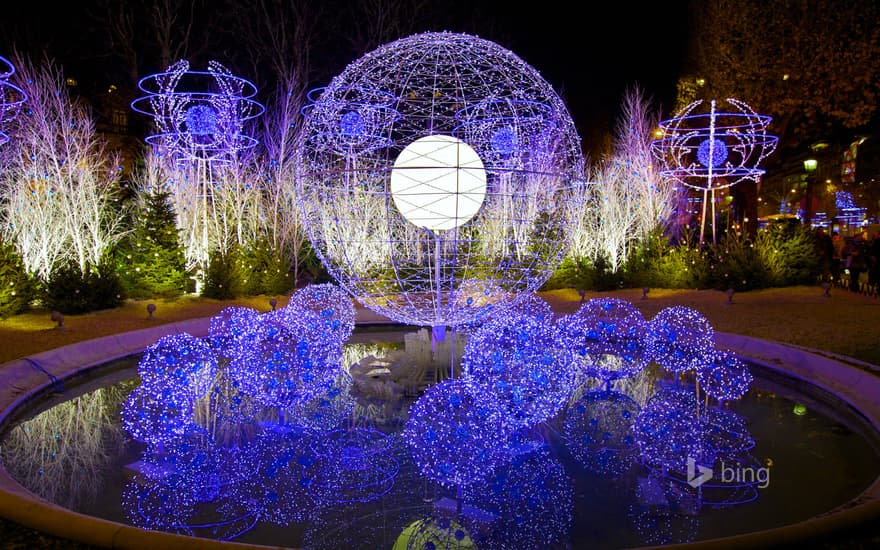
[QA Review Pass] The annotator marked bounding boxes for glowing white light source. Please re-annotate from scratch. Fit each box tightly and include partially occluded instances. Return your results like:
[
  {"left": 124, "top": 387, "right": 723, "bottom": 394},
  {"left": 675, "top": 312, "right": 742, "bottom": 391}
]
[{"left": 389, "top": 134, "right": 486, "bottom": 231}]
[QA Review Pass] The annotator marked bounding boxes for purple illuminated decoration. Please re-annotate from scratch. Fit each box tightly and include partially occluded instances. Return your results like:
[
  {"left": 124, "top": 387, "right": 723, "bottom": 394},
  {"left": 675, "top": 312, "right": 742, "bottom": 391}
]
[
  {"left": 403, "top": 378, "right": 508, "bottom": 488},
  {"left": 645, "top": 306, "right": 715, "bottom": 376},
  {"left": 131, "top": 60, "right": 264, "bottom": 281},
  {"left": 696, "top": 350, "right": 753, "bottom": 403},
  {"left": 121, "top": 386, "right": 195, "bottom": 448},
  {"left": 299, "top": 428, "right": 399, "bottom": 504},
  {"left": 650, "top": 98, "right": 778, "bottom": 244},
  {"left": 208, "top": 306, "right": 264, "bottom": 359},
  {"left": 462, "top": 450, "right": 573, "bottom": 549},
  {"left": 556, "top": 298, "right": 649, "bottom": 383},
  {"left": 634, "top": 385, "right": 704, "bottom": 474},
  {"left": 287, "top": 283, "right": 357, "bottom": 343},
  {"left": 122, "top": 433, "right": 262, "bottom": 540},
  {"left": 137, "top": 333, "right": 218, "bottom": 401},
  {"left": 462, "top": 308, "right": 574, "bottom": 430},
  {"left": 296, "top": 31, "right": 585, "bottom": 329},
  {"left": 131, "top": 60, "right": 263, "bottom": 164},
  {"left": 0, "top": 56, "right": 27, "bottom": 146},
  {"left": 226, "top": 309, "right": 342, "bottom": 409}
]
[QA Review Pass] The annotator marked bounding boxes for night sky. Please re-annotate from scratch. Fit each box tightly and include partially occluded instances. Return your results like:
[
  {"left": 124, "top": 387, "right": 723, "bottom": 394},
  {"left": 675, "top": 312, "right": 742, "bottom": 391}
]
[{"left": 0, "top": 1, "right": 692, "bottom": 153}]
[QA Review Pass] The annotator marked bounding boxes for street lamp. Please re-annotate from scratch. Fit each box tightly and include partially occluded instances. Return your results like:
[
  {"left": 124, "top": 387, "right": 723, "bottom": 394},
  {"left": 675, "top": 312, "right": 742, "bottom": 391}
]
[{"left": 803, "top": 158, "right": 817, "bottom": 226}]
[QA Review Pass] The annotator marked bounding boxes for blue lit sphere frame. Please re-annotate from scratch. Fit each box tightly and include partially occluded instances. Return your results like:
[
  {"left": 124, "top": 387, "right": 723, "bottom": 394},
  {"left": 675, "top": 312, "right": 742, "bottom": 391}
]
[
  {"left": 0, "top": 56, "right": 27, "bottom": 147},
  {"left": 650, "top": 98, "right": 778, "bottom": 192},
  {"left": 131, "top": 59, "right": 264, "bottom": 163},
  {"left": 296, "top": 31, "right": 585, "bottom": 328},
  {"left": 650, "top": 98, "right": 778, "bottom": 244}
]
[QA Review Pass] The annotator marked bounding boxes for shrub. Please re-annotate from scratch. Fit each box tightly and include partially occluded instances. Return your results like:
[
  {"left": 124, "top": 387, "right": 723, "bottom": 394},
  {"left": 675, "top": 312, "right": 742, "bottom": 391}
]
[
  {"left": 755, "top": 224, "right": 820, "bottom": 286},
  {"left": 202, "top": 247, "right": 246, "bottom": 299},
  {"left": 115, "top": 190, "right": 189, "bottom": 299},
  {"left": 238, "top": 239, "right": 295, "bottom": 296},
  {"left": 622, "top": 229, "right": 712, "bottom": 289},
  {"left": 0, "top": 242, "right": 35, "bottom": 318},
  {"left": 43, "top": 261, "right": 125, "bottom": 314}
]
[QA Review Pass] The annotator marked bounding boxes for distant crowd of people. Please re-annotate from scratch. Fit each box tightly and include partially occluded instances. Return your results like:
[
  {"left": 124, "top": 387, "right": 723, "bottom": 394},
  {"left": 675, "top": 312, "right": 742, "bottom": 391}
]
[{"left": 815, "top": 226, "right": 880, "bottom": 293}]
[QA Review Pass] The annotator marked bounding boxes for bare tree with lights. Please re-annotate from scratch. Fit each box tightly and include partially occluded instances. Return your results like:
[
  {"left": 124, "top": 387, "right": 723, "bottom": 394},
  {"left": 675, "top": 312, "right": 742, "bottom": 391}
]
[
  {"left": 568, "top": 86, "right": 677, "bottom": 272},
  {"left": 0, "top": 54, "right": 124, "bottom": 280}
]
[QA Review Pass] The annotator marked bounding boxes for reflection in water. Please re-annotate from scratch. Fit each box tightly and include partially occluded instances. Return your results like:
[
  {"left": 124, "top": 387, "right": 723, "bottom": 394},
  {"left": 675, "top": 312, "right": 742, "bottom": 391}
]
[
  {"left": 11, "top": 290, "right": 873, "bottom": 548},
  {"left": 1, "top": 384, "right": 127, "bottom": 510}
]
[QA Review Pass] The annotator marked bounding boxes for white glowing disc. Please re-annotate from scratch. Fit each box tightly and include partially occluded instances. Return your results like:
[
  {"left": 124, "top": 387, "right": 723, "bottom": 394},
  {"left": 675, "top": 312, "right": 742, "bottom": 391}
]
[{"left": 390, "top": 134, "right": 487, "bottom": 231}]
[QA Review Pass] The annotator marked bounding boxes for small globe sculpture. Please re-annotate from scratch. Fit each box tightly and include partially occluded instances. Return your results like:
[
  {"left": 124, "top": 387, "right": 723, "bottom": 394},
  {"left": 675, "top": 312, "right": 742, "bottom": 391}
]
[
  {"left": 296, "top": 31, "right": 585, "bottom": 329},
  {"left": 650, "top": 98, "right": 778, "bottom": 244},
  {"left": 131, "top": 59, "right": 264, "bottom": 164},
  {"left": 0, "top": 55, "right": 27, "bottom": 146}
]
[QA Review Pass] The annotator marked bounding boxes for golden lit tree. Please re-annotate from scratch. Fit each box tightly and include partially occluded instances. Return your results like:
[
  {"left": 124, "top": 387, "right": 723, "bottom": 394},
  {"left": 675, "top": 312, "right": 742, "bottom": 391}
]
[{"left": 684, "top": 0, "right": 880, "bottom": 150}]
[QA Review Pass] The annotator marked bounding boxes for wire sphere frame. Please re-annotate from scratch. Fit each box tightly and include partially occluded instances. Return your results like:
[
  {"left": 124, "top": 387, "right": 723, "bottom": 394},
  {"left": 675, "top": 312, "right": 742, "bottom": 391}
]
[
  {"left": 296, "top": 31, "right": 586, "bottom": 329},
  {"left": 650, "top": 98, "right": 778, "bottom": 245},
  {"left": 131, "top": 59, "right": 265, "bottom": 164}
]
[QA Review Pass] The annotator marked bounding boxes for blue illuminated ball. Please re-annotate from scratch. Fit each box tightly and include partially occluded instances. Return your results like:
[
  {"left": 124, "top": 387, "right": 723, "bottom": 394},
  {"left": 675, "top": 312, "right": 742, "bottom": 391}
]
[
  {"left": 696, "top": 350, "right": 753, "bottom": 403},
  {"left": 491, "top": 126, "right": 516, "bottom": 155},
  {"left": 185, "top": 104, "right": 218, "bottom": 135},
  {"left": 697, "top": 138, "right": 728, "bottom": 168},
  {"left": 339, "top": 111, "right": 366, "bottom": 137},
  {"left": 208, "top": 306, "right": 264, "bottom": 360},
  {"left": 634, "top": 385, "right": 704, "bottom": 474},
  {"left": 645, "top": 306, "right": 715, "bottom": 375},
  {"left": 121, "top": 386, "right": 195, "bottom": 447},
  {"left": 227, "top": 309, "right": 341, "bottom": 408},
  {"left": 300, "top": 428, "right": 399, "bottom": 504},
  {"left": 462, "top": 309, "right": 574, "bottom": 430},
  {"left": 403, "top": 379, "right": 507, "bottom": 488},
  {"left": 463, "top": 450, "right": 573, "bottom": 550},
  {"left": 137, "top": 333, "right": 218, "bottom": 401},
  {"left": 563, "top": 389, "right": 640, "bottom": 476},
  {"left": 287, "top": 283, "right": 356, "bottom": 343},
  {"left": 557, "top": 298, "right": 649, "bottom": 382}
]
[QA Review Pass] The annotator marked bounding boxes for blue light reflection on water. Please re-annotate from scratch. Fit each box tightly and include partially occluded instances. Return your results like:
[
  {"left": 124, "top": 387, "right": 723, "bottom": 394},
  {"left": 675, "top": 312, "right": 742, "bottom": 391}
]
[{"left": 1, "top": 328, "right": 878, "bottom": 550}]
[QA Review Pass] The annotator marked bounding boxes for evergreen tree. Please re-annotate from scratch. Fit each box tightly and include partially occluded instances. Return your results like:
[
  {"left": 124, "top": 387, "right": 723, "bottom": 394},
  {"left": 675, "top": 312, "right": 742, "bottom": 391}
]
[{"left": 117, "top": 189, "right": 189, "bottom": 299}]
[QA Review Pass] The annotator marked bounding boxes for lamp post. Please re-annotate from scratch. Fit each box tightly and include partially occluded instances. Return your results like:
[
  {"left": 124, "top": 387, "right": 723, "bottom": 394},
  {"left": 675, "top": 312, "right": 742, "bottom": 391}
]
[{"left": 803, "top": 158, "right": 817, "bottom": 227}]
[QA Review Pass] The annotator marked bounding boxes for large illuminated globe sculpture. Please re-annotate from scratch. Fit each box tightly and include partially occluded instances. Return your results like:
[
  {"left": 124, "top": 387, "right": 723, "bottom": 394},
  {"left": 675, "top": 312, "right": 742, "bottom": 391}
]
[
  {"left": 296, "top": 32, "right": 585, "bottom": 329},
  {"left": 650, "top": 98, "right": 777, "bottom": 245}
]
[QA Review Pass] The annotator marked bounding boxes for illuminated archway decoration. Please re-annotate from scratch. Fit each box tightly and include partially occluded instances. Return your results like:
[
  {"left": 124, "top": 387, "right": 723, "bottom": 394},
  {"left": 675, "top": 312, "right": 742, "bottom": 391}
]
[
  {"left": 650, "top": 98, "right": 777, "bottom": 244},
  {"left": 297, "top": 31, "right": 585, "bottom": 329},
  {"left": 0, "top": 56, "right": 27, "bottom": 146}
]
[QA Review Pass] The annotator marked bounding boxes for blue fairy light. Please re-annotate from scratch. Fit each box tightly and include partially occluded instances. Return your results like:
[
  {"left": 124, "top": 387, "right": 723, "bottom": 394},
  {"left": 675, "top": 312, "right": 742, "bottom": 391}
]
[
  {"left": 697, "top": 138, "right": 728, "bottom": 168},
  {"left": 462, "top": 308, "right": 574, "bottom": 430},
  {"left": 184, "top": 104, "right": 218, "bottom": 135},
  {"left": 403, "top": 378, "right": 507, "bottom": 488}
]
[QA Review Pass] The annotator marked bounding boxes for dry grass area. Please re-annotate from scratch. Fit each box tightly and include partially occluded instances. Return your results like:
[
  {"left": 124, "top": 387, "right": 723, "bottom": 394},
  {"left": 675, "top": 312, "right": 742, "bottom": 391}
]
[
  {"left": 0, "top": 294, "right": 291, "bottom": 365},
  {"left": 1, "top": 285, "right": 878, "bottom": 367}
]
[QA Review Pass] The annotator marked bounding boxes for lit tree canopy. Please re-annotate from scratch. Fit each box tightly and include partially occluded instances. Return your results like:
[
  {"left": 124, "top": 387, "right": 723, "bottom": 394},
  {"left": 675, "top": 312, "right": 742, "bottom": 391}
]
[{"left": 686, "top": 0, "right": 880, "bottom": 150}]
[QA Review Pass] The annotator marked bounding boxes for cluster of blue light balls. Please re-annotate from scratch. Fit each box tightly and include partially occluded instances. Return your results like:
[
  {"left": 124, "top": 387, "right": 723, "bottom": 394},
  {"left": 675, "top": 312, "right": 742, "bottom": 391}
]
[
  {"left": 403, "top": 296, "right": 753, "bottom": 490},
  {"left": 122, "top": 283, "right": 356, "bottom": 448},
  {"left": 122, "top": 287, "right": 755, "bottom": 517}
]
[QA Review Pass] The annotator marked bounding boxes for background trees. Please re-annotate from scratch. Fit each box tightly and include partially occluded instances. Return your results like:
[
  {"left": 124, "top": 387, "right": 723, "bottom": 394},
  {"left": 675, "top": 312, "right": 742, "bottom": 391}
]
[{"left": 685, "top": 0, "right": 880, "bottom": 153}]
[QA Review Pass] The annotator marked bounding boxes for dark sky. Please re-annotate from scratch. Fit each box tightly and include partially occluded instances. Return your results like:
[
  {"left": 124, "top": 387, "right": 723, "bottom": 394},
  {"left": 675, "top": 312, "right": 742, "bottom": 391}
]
[{"left": 0, "top": 1, "right": 692, "bottom": 153}]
